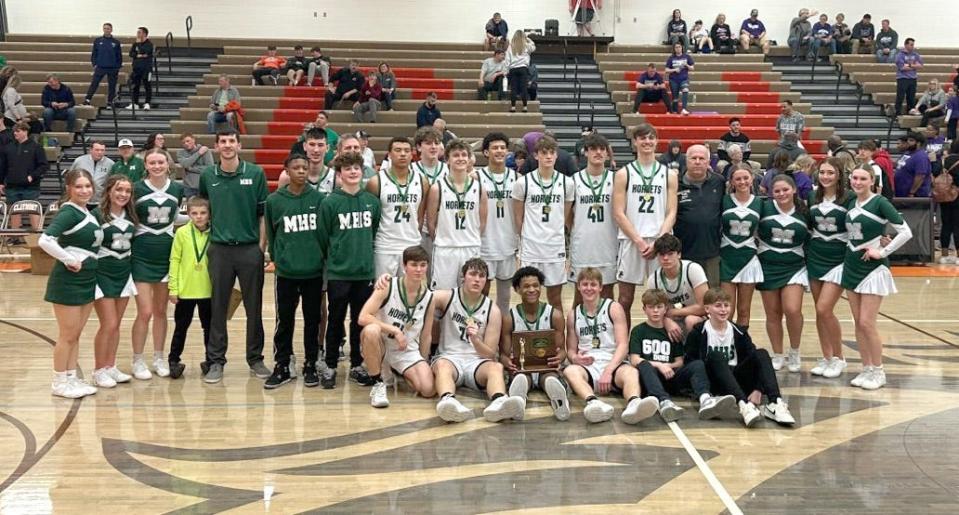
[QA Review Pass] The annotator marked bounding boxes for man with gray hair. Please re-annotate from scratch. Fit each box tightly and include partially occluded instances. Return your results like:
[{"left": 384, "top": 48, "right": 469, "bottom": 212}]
[
  {"left": 207, "top": 75, "right": 240, "bottom": 133},
  {"left": 70, "top": 140, "right": 114, "bottom": 206},
  {"left": 673, "top": 144, "right": 726, "bottom": 287},
  {"left": 787, "top": 8, "right": 816, "bottom": 62}
]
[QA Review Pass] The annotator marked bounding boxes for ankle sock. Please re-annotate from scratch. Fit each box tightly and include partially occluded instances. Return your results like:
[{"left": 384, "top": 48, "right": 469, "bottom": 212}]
[
  {"left": 490, "top": 392, "right": 504, "bottom": 401},
  {"left": 585, "top": 395, "right": 598, "bottom": 404}
]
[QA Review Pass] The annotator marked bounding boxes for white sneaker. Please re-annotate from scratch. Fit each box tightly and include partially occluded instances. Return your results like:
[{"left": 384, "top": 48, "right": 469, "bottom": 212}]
[
  {"left": 153, "top": 357, "right": 170, "bottom": 378},
  {"left": 436, "top": 395, "right": 472, "bottom": 422},
  {"left": 51, "top": 377, "right": 85, "bottom": 399},
  {"left": 142, "top": 103, "right": 151, "bottom": 110},
  {"left": 860, "top": 368, "right": 887, "bottom": 390},
  {"left": 850, "top": 366, "right": 874, "bottom": 387},
  {"left": 680, "top": 108, "right": 690, "bottom": 116},
  {"left": 69, "top": 376, "right": 98, "bottom": 397},
  {"left": 698, "top": 394, "right": 737, "bottom": 420},
  {"left": 771, "top": 354, "right": 785, "bottom": 371},
  {"left": 508, "top": 373, "right": 529, "bottom": 400},
  {"left": 93, "top": 368, "right": 117, "bottom": 388},
  {"left": 621, "top": 396, "right": 659, "bottom": 425},
  {"left": 658, "top": 399, "right": 684, "bottom": 422},
  {"left": 822, "top": 357, "right": 847, "bottom": 378},
  {"left": 106, "top": 366, "right": 132, "bottom": 383},
  {"left": 786, "top": 349, "right": 801, "bottom": 373},
  {"left": 508, "top": 395, "right": 526, "bottom": 421},
  {"left": 483, "top": 395, "right": 525, "bottom": 422},
  {"left": 132, "top": 358, "right": 152, "bottom": 380},
  {"left": 544, "top": 375, "right": 571, "bottom": 421},
  {"left": 583, "top": 399, "right": 614, "bottom": 423},
  {"left": 740, "top": 401, "right": 762, "bottom": 428},
  {"left": 124, "top": 103, "right": 135, "bottom": 110},
  {"left": 761, "top": 398, "right": 796, "bottom": 425},
  {"left": 810, "top": 358, "right": 828, "bottom": 376},
  {"left": 370, "top": 382, "right": 390, "bottom": 408}
]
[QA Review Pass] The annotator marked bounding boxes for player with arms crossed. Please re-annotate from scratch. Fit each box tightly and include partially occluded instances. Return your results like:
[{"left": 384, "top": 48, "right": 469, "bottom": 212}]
[
  {"left": 569, "top": 133, "right": 618, "bottom": 304},
  {"left": 477, "top": 132, "right": 518, "bottom": 313},
  {"left": 368, "top": 137, "right": 428, "bottom": 277}
]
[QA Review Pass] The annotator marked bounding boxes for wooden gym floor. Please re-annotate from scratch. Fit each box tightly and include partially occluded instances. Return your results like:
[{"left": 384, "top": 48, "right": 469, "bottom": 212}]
[{"left": 1, "top": 271, "right": 958, "bottom": 514}]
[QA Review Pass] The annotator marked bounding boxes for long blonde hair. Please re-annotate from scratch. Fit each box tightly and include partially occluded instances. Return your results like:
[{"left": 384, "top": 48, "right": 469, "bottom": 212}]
[{"left": 510, "top": 30, "right": 528, "bottom": 55}]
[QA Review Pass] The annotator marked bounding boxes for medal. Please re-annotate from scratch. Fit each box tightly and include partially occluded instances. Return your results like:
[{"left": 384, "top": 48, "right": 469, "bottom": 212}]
[
  {"left": 583, "top": 168, "right": 609, "bottom": 212},
  {"left": 190, "top": 225, "right": 210, "bottom": 271},
  {"left": 399, "top": 204, "right": 409, "bottom": 214},
  {"left": 533, "top": 170, "right": 559, "bottom": 217},
  {"left": 631, "top": 161, "right": 658, "bottom": 204},
  {"left": 446, "top": 177, "right": 473, "bottom": 223},
  {"left": 644, "top": 194, "right": 652, "bottom": 201},
  {"left": 386, "top": 169, "right": 412, "bottom": 212},
  {"left": 403, "top": 320, "right": 414, "bottom": 333},
  {"left": 543, "top": 205, "right": 552, "bottom": 214},
  {"left": 398, "top": 278, "right": 427, "bottom": 335},
  {"left": 457, "top": 209, "right": 467, "bottom": 218},
  {"left": 496, "top": 199, "right": 504, "bottom": 209},
  {"left": 465, "top": 316, "right": 477, "bottom": 328},
  {"left": 580, "top": 300, "right": 605, "bottom": 352},
  {"left": 592, "top": 203, "right": 602, "bottom": 211},
  {"left": 194, "top": 262, "right": 204, "bottom": 271},
  {"left": 591, "top": 337, "right": 601, "bottom": 349}
]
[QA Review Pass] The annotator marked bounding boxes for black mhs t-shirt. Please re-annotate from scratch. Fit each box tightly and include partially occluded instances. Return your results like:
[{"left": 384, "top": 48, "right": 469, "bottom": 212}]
[{"left": 629, "top": 323, "right": 683, "bottom": 363}]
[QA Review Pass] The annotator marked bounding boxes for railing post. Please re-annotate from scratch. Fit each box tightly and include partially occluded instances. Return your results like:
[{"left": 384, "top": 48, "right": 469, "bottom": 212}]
[
  {"left": 834, "top": 62, "right": 843, "bottom": 103},
  {"left": 855, "top": 84, "right": 864, "bottom": 126},
  {"left": 164, "top": 32, "right": 174, "bottom": 75},
  {"left": 185, "top": 15, "right": 193, "bottom": 56}
]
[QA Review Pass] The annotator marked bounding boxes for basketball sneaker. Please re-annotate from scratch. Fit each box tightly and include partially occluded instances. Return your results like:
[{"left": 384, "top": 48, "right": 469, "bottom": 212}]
[
  {"left": 302, "top": 363, "right": 320, "bottom": 388},
  {"left": 740, "top": 401, "right": 762, "bottom": 428},
  {"left": 153, "top": 357, "right": 170, "bottom": 378},
  {"left": 621, "top": 396, "right": 659, "bottom": 425},
  {"left": 810, "top": 358, "right": 828, "bottom": 376},
  {"left": 771, "top": 353, "right": 785, "bottom": 371},
  {"left": 698, "top": 394, "right": 737, "bottom": 420},
  {"left": 204, "top": 363, "right": 223, "bottom": 384},
  {"left": 786, "top": 348, "right": 801, "bottom": 373},
  {"left": 850, "top": 366, "right": 874, "bottom": 387},
  {"left": 761, "top": 398, "right": 796, "bottom": 425},
  {"left": 658, "top": 399, "right": 684, "bottom": 422},
  {"left": 249, "top": 360, "right": 271, "bottom": 379},
  {"left": 437, "top": 395, "right": 472, "bottom": 422},
  {"left": 508, "top": 374, "right": 530, "bottom": 400},
  {"left": 544, "top": 375, "right": 571, "bottom": 421},
  {"left": 132, "top": 358, "right": 152, "bottom": 380},
  {"left": 264, "top": 363, "right": 293, "bottom": 390},
  {"left": 860, "top": 367, "right": 887, "bottom": 390},
  {"left": 370, "top": 382, "right": 390, "bottom": 408},
  {"left": 822, "top": 357, "right": 847, "bottom": 378},
  {"left": 93, "top": 368, "right": 117, "bottom": 388},
  {"left": 483, "top": 395, "right": 524, "bottom": 422},
  {"left": 106, "top": 366, "right": 132, "bottom": 383},
  {"left": 350, "top": 366, "right": 376, "bottom": 386},
  {"left": 583, "top": 398, "right": 614, "bottom": 423},
  {"left": 169, "top": 362, "right": 186, "bottom": 379},
  {"left": 320, "top": 367, "right": 337, "bottom": 389}
]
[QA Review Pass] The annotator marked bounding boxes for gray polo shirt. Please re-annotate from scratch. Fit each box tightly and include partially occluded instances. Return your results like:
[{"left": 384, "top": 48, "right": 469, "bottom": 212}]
[
  {"left": 70, "top": 154, "right": 115, "bottom": 202},
  {"left": 674, "top": 170, "right": 726, "bottom": 261}
]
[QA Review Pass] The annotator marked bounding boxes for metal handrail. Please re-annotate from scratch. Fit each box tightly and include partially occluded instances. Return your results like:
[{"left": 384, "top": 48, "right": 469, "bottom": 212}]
[
  {"left": 110, "top": 86, "right": 121, "bottom": 146},
  {"left": 834, "top": 62, "right": 843, "bottom": 103},
  {"left": 589, "top": 102, "right": 595, "bottom": 128},
  {"left": 185, "top": 16, "right": 193, "bottom": 55},
  {"left": 810, "top": 49, "right": 819, "bottom": 81},
  {"left": 885, "top": 107, "right": 897, "bottom": 151},
  {"left": 164, "top": 32, "right": 174, "bottom": 75},
  {"left": 563, "top": 38, "right": 569, "bottom": 78},
  {"left": 854, "top": 83, "right": 864, "bottom": 126}
]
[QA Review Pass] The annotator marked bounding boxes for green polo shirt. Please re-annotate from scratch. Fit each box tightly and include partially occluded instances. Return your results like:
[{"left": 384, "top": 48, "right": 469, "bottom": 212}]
[
  {"left": 110, "top": 156, "right": 145, "bottom": 183},
  {"left": 199, "top": 160, "right": 268, "bottom": 244}
]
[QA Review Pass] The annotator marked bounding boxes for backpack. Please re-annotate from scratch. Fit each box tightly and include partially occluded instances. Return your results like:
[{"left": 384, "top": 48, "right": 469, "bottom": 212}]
[{"left": 932, "top": 160, "right": 959, "bottom": 203}]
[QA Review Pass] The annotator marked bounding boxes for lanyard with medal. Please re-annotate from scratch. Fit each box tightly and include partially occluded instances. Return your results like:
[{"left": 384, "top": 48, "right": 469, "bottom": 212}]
[
  {"left": 485, "top": 168, "right": 508, "bottom": 211},
  {"left": 580, "top": 300, "right": 603, "bottom": 348},
  {"left": 191, "top": 225, "right": 210, "bottom": 271},
  {"left": 387, "top": 169, "right": 412, "bottom": 215},
  {"left": 584, "top": 168, "right": 608, "bottom": 215},
  {"left": 534, "top": 170, "right": 558, "bottom": 215},
  {"left": 398, "top": 279, "right": 427, "bottom": 333},
  {"left": 462, "top": 291, "right": 483, "bottom": 330},
  {"left": 519, "top": 302, "right": 546, "bottom": 331},
  {"left": 419, "top": 162, "right": 444, "bottom": 184},
  {"left": 631, "top": 160, "right": 656, "bottom": 201},
  {"left": 445, "top": 176, "right": 472, "bottom": 219},
  {"left": 660, "top": 261, "right": 685, "bottom": 308}
]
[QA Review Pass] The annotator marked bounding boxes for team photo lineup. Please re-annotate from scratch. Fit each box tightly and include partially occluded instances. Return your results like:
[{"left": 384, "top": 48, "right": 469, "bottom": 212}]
[{"left": 43, "top": 116, "right": 912, "bottom": 428}]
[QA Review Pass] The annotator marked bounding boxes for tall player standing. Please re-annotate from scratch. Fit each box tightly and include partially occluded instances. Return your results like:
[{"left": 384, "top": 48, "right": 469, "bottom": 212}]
[
  {"left": 276, "top": 128, "right": 335, "bottom": 192},
  {"left": 569, "top": 133, "right": 618, "bottom": 305},
  {"left": 413, "top": 126, "right": 449, "bottom": 253},
  {"left": 613, "top": 124, "right": 678, "bottom": 326},
  {"left": 477, "top": 132, "right": 518, "bottom": 314}
]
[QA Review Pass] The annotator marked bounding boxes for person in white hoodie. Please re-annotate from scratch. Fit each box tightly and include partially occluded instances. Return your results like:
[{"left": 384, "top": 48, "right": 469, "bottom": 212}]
[{"left": 506, "top": 30, "right": 536, "bottom": 113}]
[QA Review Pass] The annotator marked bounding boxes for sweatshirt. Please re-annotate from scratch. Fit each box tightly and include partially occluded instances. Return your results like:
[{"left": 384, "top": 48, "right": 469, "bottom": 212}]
[
  {"left": 0, "top": 138, "right": 48, "bottom": 187},
  {"left": 265, "top": 185, "right": 325, "bottom": 279},
  {"left": 91, "top": 35, "right": 122, "bottom": 69},
  {"left": 41, "top": 84, "right": 76, "bottom": 110},
  {"left": 129, "top": 39, "right": 154, "bottom": 69},
  {"left": 168, "top": 221, "right": 213, "bottom": 299},
  {"left": 684, "top": 319, "right": 757, "bottom": 366},
  {"left": 317, "top": 188, "right": 380, "bottom": 281}
]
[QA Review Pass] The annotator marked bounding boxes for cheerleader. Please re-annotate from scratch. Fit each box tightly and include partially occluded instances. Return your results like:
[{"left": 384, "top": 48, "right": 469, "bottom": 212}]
[{"left": 719, "top": 164, "right": 764, "bottom": 329}]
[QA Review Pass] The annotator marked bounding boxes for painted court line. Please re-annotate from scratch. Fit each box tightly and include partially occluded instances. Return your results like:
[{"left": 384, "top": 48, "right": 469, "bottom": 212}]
[{"left": 668, "top": 421, "right": 744, "bottom": 515}]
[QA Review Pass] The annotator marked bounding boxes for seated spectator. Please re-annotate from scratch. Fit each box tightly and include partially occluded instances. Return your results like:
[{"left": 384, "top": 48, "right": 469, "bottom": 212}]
[
  {"left": 633, "top": 63, "right": 671, "bottom": 113},
  {"left": 0, "top": 121, "right": 47, "bottom": 237},
  {"left": 895, "top": 131, "right": 932, "bottom": 197},
  {"left": 433, "top": 118, "right": 457, "bottom": 147},
  {"left": 833, "top": 14, "right": 852, "bottom": 54},
  {"left": 826, "top": 134, "right": 856, "bottom": 173},
  {"left": 912, "top": 79, "right": 947, "bottom": 126},
  {"left": 667, "top": 9, "right": 689, "bottom": 49},
  {"left": 306, "top": 47, "right": 331, "bottom": 86},
  {"left": 876, "top": 19, "right": 898, "bottom": 63},
  {"left": 251, "top": 46, "right": 287, "bottom": 85},
  {"left": 720, "top": 146, "right": 760, "bottom": 191},
  {"left": 788, "top": 9, "right": 815, "bottom": 62},
  {"left": 689, "top": 20, "right": 712, "bottom": 53},
  {"left": 110, "top": 138, "right": 145, "bottom": 182},
  {"left": 665, "top": 42, "right": 694, "bottom": 115},
  {"left": 710, "top": 13, "right": 735, "bottom": 54},
  {"left": 851, "top": 14, "right": 876, "bottom": 55},
  {"left": 41, "top": 73, "right": 77, "bottom": 133},
  {"left": 478, "top": 49, "right": 508, "bottom": 101},
  {"left": 717, "top": 117, "right": 751, "bottom": 166},
  {"left": 288, "top": 111, "right": 338, "bottom": 164},
  {"left": 484, "top": 12, "right": 509, "bottom": 51},
  {"left": 765, "top": 132, "right": 806, "bottom": 170},
  {"left": 207, "top": 75, "right": 240, "bottom": 134},
  {"left": 810, "top": 14, "right": 836, "bottom": 61},
  {"left": 2, "top": 75, "right": 41, "bottom": 136},
  {"left": 284, "top": 45, "right": 309, "bottom": 86},
  {"left": 355, "top": 130, "right": 375, "bottom": 170},
  {"left": 352, "top": 73, "right": 383, "bottom": 123},
  {"left": 776, "top": 100, "right": 805, "bottom": 141},
  {"left": 137, "top": 132, "right": 174, "bottom": 165},
  {"left": 376, "top": 62, "right": 396, "bottom": 111},
  {"left": 325, "top": 60, "right": 364, "bottom": 110},
  {"left": 70, "top": 140, "right": 113, "bottom": 203},
  {"left": 739, "top": 9, "right": 769, "bottom": 55},
  {"left": 658, "top": 139, "right": 687, "bottom": 174},
  {"left": 416, "top": 91, "right": 442, "bottom": 128},
  {"left": 176, "top": 133, "right": 214, "bottom": 198}
]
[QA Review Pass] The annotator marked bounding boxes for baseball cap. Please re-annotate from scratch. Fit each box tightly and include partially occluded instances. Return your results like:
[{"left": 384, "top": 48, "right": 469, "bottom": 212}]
[
  {"left": 118, "top": 138, "right": 134, "bottom": 147},
  {"left": 750, "top": 9, "right": 759, "bottom": 16},
  {"left": 355, "top": 130, "right": 370, "bottom": 139}
]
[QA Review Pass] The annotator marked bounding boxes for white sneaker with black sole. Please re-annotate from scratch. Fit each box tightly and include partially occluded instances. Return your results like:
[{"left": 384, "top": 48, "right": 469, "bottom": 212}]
[
  {"left": 621, "top": 396, "right": 659, "bottom": 425},
  {"left": 544, "top": 375, "right": 571, "bottom": 421}
]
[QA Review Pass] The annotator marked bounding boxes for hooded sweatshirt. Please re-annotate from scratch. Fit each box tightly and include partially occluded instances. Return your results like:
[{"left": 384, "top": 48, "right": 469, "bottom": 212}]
[
  {"left": 265, "top": 184, "right": 326, "bottom": 279},
  {"left": 318, "top": 187, "right": 381, "bottom": 281}
]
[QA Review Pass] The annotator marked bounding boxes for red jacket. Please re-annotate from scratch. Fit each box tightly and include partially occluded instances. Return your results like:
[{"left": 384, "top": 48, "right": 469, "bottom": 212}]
[
  {"left": 873, "top": 148, "right": 895, "bottom": 194},
  {"left": 358, "top": 81, "right": 383, "bottom": 103}
]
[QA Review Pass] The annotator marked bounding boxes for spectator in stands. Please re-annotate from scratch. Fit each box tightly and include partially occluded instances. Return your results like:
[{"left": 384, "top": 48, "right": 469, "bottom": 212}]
[
  {"left": 528, "top": 63, "right": 540, "bottom": 101},
  {"left": 207, "top": 75, "right": 240, "bottom": 134},
  {"left": 416, "top": 91, "right": 442, "bottom": 128},
  {"left": 689, "top": 20, "right": 712, "bottom": 53},
  {"left": 857, "top": 139, "right": 894, "bottom": 198},
  {"left": 284, "top": 45, "right": 309, "bottom": 86},
  {"left": 324, "top": 59, "right": 364, "bottom": 110},
  {"left": 827, "top": 134, "right": 856, "bottom": 173},
  {"left": 110, "top": 139, "right": 145, "bottom": 182},
  {"left": 720, "top": 146, "right": 760, "bottom": 189},
  {"left": 925, "top": 124, "right": 946, "bottom": 176},
  {"left": 478, "top": 49, "right": 508, "bottom": 101},
  {"left": 251, "top": 46, "right": 287, "bottom": 86},
  {"left": 41, "top": 74, "right": 77, "bottom": 133},
  {"left": 138, "top": 133, "right": 174, "bottom": 165},
  {"left": 739, "top": 9, "right": 769, "bottom": 55},
  {"left": 352, "top": 73, "right": 383, "bottom": 123},
  {"left": 356, "top": 130, "right": 375, "bottom": 170},
  {"left": 667, "top": 9, "right": 688, "bottom": 50},
  {"left": 665, "top": 42, "right": 694, "bottom": 116},
  {"left": 674, "top": 144, "right": 726, "bottom": 286},
  {"left": 895, "top": 130, "right": 932, "bottom": 197},
  {"left": 851, "top": 14, "right": 876, "bottom": 55},
  {"left": 289, "top": 111, "right": 338, "bottom": 164},
  {"left": 833, "top": 14, "right": 851, "bottom": 54},
  {"left": 433, "top": 118, "right": 457, "bottom": 147},
  {"left": 306, "top": 47, "right": 331, "bottom": 86},
  {"left": 126, "top": 26, "right": 154, "bottom": 110},
  {"left": 876, "top": 19, "right": 898, "bottom": 63},
  {"left": 571, "top": 0, "right": 602, "bottom": 37},
  {"left": 912, "top": 79, "right": 945, "bottom": 126},
  {"left": 633, "top": 63, "right": 670, "bottom": 113},
  {"left": 70, "top": 140, "right": 114, "bottom": 203},
  {"left": 508, "top": 147, "right": 527, "bottom": 173},
  {"left": 710, "top": 13, "right": 735, "bottom": 54},
  {"left": 658, "top": 139, "right": 687, "bottom": 174},
  {"left": 376, "top": 62, "right": 396, "bottom": 111},
  {"left": 2, "top": 75, "right": 41, "bottom": 136},
  {"left": 788, "top": 9, "right": 815, "bottom": 62},
  {"left": 894, "top": 38, "right": 923, "bottom": 116},
  {"left": 776, "top": 100, "right": 805, "bottom": 140},
  {"left": 937, "top": 140, "right": 959, "bottom": 263},
  {"left": 506, "top": 30, "right": 536, "bottom": 113},
  {"left": 789, "top": 154, "right": 816, "bottom": 198},
  {"left": 520, "top": 130, "right": 578, "bottom": 175},
  {"left": 484, "top": 12, "right": 509, "bottom": 51},
  {"left": 177, "top": 133, "right": 214, "bottom": 198},
  {"left": 83, "top": 22, "right": 122, "bottom": 107},
  {"left": 766, "top": 132, "right": 806, "bottom": 170},
  {"left": 717, "top": 117, "right": 751, "bottom": 166},
  {"left": 0, "top": 121, "right": 47, "bottom": 235},
  {"left": 760, "top": 151, "right": 791, "bottom": 195},
  {"left": 809, "top": 14, "right": 836, "bottom": 62},
  {"left": 0, "top": 66, "right": 16, "bottom": 95},
  {"left": 946, "top": 88, "right": 959, "bottom": 141}
]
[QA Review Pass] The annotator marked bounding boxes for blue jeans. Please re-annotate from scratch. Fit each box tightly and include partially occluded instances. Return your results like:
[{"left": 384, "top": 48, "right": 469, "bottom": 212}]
[
  {"left": 206, "top": 111, "right": 234, "bottom": 133},
  {"left": 876, "top": 48, "right": 898, "bottom": 63},
  {"left": 809, "top": 38, "right": 836, "bottom": 58},
  {"left": 669, "top": 79, "right": 689, "bottom": 112},
  {"left": 42, "top": 107, "right": 77, "bottom": 132}
]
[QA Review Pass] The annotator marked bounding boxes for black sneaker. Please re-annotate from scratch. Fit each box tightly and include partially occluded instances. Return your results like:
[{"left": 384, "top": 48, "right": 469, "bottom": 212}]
[
  {"left": 303, "top": 363, "right": 320, "bottom": 388},
  {"left": 264, "top": 363, "right": 292, "bottom": 390},
  {"left": 200, "top": 361, "right": 210, "bottom": 376},
  {"left": 169, "top": 362, "right": 186, "bottom": 379},
  {"left": 349, "top": 365, "right": 376, "bottom": 386},
  {"left": 321, "top": 367, "right": 337, "bottom": 389}
]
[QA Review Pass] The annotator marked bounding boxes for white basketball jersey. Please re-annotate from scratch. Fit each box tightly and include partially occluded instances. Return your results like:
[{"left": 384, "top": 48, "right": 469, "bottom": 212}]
[
  {"left": 574, "top": 298, "right": 617, "bottom": 362},
  {"left": 308, "top": 167, "right": 335, "bottom": 194},
  {"left": 380, "top": 278, "right": 434, "bottom": 343},
  {"left": 439, "top": 288, "right": 493, "bottom": 358},
  {"left": 646, "top": 259, "right": 707, "bottom": 308},
  {"left": 374, "top": 169, "right": 424, "bottom": 253},
  {"left": 510, "top": 302, "right": 554, "bottom": 332},
  {"left": 478, "top": 167, "right": 518, "bottom": 260},
  {"left": 619, "top": 160, "right": 668, "bottom": 239},
  {"left": 413, "top": 161, "right": 449, "bottom": 185},
  {"left": 434, "top": 175, "right": 481, "bottom": 248},
  {"left": 511, "top": 170, "right": 573, "bottom": 263},
  {"left": 571, "top": 168, "right": 618, "bottom": 267}
]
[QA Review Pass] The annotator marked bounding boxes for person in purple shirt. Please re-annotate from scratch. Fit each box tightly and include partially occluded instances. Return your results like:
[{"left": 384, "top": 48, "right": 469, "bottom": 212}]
[
  {"left": 739, "top": 9, "right": 769, "bottom": 55},
  {"left": 633, "top": 63, "right": 670, "bottom": 113},
  {"left": 810, "top": 14, "right": 836, "bottom": 61},
  {"left": 894, "top": 38, "right": 923, "bottom": 116},
  {"left": 665, "top": 43, "right": 695, "bottom": 115},
  {"left": 895, "top": 131, "right": 932, "bottom": 197},
  {"left": 945, "top": 89, "right": 959, "bottom": 140},
  {"left": 924, "top": 124, "right": 946, "bottom": 175}
]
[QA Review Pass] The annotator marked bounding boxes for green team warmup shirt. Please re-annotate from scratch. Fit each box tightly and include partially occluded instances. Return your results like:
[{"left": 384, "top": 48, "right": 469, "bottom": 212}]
[
  {"left": 265, "top": 185, "right": 326, "bottom": 279},
  {"left": 110, "top": 156, "right": 146, "bottom": 183},
  {"left": 318, "top": 188, "right": 381, "bottom": 281},
  {"left": 629, "top": 322, "right": 683, "bottom": 363},
  {"left": 199, "top": 160, "right": 268, "bottom": 244}
]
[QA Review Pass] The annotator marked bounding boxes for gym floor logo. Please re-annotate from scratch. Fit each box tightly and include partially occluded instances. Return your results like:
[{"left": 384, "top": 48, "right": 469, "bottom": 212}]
[{"left": 100, "top": 407, "right": 710, "bottom": 512}]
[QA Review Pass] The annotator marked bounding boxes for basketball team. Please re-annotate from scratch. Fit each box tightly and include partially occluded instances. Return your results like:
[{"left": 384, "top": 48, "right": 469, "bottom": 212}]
[{"left": 39, "top": 122, "right": 912, "bottom": 428}]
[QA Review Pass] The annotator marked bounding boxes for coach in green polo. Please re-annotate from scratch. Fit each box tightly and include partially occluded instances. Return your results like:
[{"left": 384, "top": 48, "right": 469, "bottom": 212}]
[{"left": 199, "top": 130, "right": 271, "bottom": 383}]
